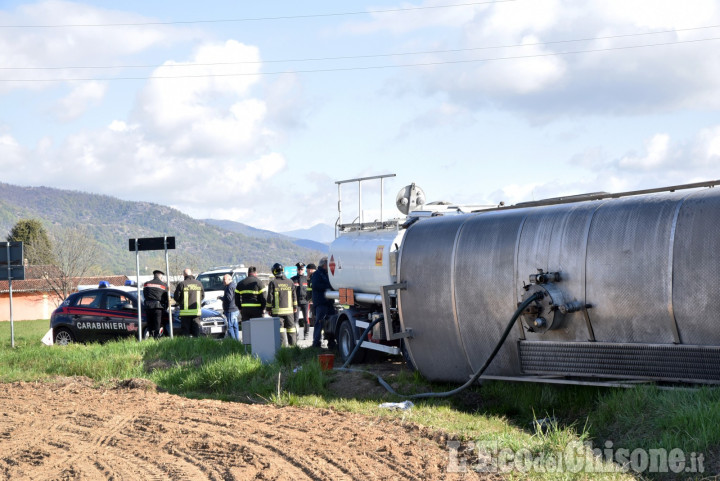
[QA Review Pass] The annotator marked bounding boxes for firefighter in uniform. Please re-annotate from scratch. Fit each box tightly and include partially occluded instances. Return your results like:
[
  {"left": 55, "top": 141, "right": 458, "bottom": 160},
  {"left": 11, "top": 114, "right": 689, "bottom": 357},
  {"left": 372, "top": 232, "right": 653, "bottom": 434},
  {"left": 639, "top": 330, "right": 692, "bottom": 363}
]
[
  {"left": 173, "top": 268, "right": 204, "bottom": 336},
  {"left": 291, "top": 262, "right": 310, "bottom": 340},
  {"left": 235, "top": 266, "right": 267, "bottom": 321},
  {"left": 266, "top": 263, "right": 297, "bottom": 346},
  {"left": 143, "top": 269, "right": 168, "bottom": 339}
]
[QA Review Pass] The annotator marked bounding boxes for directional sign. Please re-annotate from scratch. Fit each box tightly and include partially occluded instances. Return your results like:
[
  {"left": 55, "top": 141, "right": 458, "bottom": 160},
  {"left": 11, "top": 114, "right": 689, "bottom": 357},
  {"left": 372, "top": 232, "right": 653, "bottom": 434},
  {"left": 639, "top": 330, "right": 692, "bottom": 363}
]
[
  {"left": 0, "top": 266, "right": 25, "bottom": 281},
  {"left": 128, "top": 236, "right": 175, "bottom": 251},
  {"left": 0, "top": 242, "right": 23, "bottom": 264},
  {"left": 0, "top": 242, "right": 25, "bottom": 281}
]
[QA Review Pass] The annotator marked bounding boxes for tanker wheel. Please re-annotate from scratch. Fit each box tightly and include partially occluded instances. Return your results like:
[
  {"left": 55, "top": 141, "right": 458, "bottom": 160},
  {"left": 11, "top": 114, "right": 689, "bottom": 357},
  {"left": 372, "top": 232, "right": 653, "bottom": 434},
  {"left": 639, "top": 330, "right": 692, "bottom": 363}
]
[{"left": 337, "top": 319, "right": 366, "bottom": 364}]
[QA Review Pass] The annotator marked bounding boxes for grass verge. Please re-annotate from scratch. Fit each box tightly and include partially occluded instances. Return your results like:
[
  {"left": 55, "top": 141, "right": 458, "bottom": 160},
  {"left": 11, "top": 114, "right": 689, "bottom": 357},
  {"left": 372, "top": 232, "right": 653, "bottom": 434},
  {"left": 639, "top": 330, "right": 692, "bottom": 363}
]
[{"left": 1, "top": 319, "right": 717, "bottom": 479}]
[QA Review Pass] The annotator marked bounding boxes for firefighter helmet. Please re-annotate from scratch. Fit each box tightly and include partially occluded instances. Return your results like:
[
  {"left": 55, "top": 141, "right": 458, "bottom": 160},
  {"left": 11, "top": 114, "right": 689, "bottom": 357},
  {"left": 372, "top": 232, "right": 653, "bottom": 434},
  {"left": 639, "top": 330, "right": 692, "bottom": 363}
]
[{"left": 272, "top": 263, "right": 284, "bottom": 277}]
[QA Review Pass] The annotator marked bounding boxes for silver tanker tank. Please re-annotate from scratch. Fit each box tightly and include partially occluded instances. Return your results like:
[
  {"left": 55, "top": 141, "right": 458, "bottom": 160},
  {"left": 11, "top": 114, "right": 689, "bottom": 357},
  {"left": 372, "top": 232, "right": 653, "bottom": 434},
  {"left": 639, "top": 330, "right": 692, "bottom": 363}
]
[
  {"left": 328, "top": 228, "right": 405, "bottom": 296},
  {"left": 398, "top": 186, "right": 720, "bottom": 384}
]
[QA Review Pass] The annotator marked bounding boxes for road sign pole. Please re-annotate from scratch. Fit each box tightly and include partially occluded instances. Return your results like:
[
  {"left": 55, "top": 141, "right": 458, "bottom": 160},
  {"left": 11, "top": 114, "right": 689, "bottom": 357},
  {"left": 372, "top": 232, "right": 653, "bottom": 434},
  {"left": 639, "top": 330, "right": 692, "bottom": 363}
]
[
  {"left": 7, "top": 243, "right": 13, "bottom": 348},
  {"left": 135, "top": 239, "right": 142, "bottom": 342},
  {"left": 128, "top": 236, "right": 175, "bottom": 341},
  {"left": 164, "top": 236, "right": 173, "bottom": 338},
  {"left": 9, "top": 278, "right": 13, "bottom": 349}
]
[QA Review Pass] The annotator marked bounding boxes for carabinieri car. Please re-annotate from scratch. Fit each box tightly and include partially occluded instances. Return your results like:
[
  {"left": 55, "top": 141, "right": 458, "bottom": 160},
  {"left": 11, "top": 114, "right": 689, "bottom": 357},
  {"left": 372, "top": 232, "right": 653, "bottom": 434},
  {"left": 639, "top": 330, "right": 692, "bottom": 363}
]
[{"left": 50, "top": 286, "right": 227, "bottom": 345}]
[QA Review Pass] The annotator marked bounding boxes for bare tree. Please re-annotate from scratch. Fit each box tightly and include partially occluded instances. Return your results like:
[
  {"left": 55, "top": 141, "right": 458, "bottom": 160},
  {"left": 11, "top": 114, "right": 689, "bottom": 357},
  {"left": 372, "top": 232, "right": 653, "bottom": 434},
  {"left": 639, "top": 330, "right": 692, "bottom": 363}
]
[{"left": 44, "top": 226, "right": 101, "bottom": 304}]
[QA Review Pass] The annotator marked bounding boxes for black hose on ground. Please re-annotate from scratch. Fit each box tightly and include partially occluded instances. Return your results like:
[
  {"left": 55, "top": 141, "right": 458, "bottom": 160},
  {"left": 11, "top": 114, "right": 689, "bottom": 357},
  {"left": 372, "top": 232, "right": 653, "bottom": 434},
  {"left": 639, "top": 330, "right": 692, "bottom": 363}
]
[{"left": 335, "top": 292, "right": 541, "bottom": 399}]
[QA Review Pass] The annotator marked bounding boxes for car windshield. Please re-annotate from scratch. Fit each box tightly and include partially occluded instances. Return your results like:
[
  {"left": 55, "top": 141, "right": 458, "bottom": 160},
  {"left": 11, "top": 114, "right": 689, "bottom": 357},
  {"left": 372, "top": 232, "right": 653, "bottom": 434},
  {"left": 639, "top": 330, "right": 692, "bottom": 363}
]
[{"left": 197, "top": 273, "right": 227, "bottom": 291}]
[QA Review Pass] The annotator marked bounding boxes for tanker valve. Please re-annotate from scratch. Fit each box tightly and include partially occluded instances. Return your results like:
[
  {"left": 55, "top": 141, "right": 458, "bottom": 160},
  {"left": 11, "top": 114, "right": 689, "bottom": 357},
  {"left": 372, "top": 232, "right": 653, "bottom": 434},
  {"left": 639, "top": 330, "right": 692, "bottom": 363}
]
[
  {"left": 559, "top": 301, "right": 586, "bottom": 315},
  {"left": 530, "top": 269, "right": 561, "bottom": 284},
  {"left": 520, "top": 275, "right": 575, "bottom": 333},
  {"left": 533, "top": 317, "right": 547, "bottom": 329}
]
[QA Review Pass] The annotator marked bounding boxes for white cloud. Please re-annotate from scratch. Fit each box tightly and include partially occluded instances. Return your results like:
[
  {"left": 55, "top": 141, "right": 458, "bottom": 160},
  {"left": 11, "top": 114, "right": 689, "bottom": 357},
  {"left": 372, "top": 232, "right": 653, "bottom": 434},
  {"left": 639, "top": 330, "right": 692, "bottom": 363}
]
[
  {"left": 0, "top": 1, "right": 190, "bottom": 93},
  {"left": 610, "top": 128, "right": 720, "bottom": 174},
  {"left": 482, "top": 126, "right": 720, "bottom": 207},
  {"left": 580, "top": 128, "right": 720, "bottom": 189},
  {"left": 0, "top": 134, "right": 24, "bottom": 167},
  {"left": 351, "top": 0, "right": 720, "bottom": 117},
  {"left": 618, "top": 133, "right": 670, "bottom": 170},
  {"left": 137, "top": 40, "right": 267, "bottom": 157},
  {"left": 342, "top": 0, "right": 475, "bottom": 34},
  {"left": 0, "top": 12, "right": 305, "bottom": 230},
  {"left": 53, "top": 81, "right": 107, "bottom": 121},
  {"left": 396, "top": 102, "right": 473, "bottom": 138},
  {"left": 108, "top": 120, "right": 130, "bottom": 132},
  {"left": 693, "top": 126, "right": 720, "bottom": 161},
  {"left": 598, "top": 0, "right": 716, "bottom": 30}
]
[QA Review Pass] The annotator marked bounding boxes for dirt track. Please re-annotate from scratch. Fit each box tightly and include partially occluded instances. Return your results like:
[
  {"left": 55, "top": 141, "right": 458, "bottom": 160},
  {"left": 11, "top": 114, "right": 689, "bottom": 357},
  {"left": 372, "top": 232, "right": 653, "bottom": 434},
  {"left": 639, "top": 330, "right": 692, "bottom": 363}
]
[{"left": 0, "top": 377, "right": 481, "bottom": 480}]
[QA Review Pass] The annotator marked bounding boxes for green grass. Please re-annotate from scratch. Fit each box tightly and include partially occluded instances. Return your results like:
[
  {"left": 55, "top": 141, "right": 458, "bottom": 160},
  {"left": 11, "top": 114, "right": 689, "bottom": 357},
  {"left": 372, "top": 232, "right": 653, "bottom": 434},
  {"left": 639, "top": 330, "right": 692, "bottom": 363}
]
[
  {"left": 1, "top": 319, "right": 717, "bottom": 480},
  {"left": 0, "top": 318, "right": 51, "bottom": 349}
]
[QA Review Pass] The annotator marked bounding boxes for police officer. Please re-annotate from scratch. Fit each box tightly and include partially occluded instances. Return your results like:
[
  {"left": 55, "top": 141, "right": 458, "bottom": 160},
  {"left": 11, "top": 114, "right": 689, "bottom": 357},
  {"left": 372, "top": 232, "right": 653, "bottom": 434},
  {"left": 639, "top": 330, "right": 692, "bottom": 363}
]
[
  {"left": 235, "top": 266, "right": 267, "bottom": 321},
  {"left": 143, "top": 269, "right": 168, "bottom": 339},
  {"left": 266, "top": 263, "right": 297, "bottom": 346},
  {"left": 173, "top": 268, "right": 204, "bottom": 336},
  {"left": 291, "top": 262, "right": 310, "bottom": 340}
]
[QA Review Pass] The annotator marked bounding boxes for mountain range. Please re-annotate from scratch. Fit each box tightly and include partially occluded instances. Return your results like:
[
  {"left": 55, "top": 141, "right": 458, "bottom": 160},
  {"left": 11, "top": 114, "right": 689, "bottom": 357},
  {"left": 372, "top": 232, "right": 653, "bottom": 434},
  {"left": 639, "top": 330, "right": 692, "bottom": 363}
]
[
  {"left": 203, "top": 219, "right": 329, "bottom": 252},
  {"left": 0, "top": 182, "right": 328, "bottom": 275},
  {"left": 281, "top": 224, "right": 336, "bottom": 244}
]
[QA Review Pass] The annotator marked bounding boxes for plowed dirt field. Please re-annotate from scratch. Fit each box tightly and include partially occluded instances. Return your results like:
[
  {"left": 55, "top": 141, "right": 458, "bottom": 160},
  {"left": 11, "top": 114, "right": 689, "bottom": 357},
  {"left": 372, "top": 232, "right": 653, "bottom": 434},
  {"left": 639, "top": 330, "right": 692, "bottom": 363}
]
[{"left": 0, "top": 377, "right": 482, "bottom": 480}]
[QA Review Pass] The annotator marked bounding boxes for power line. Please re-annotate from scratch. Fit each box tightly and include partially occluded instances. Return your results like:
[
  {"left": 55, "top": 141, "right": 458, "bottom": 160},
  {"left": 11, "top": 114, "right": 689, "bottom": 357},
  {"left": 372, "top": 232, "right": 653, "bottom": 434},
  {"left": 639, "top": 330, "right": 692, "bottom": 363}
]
[
  {"left": 2, "top": 35, "right": 718, "bottom": 82},
  {"left": 3, "top": 24, "right": 718, "bottom": 72},
  {"left": 0, "top": 1, "right": 517, "bottom": 28}
]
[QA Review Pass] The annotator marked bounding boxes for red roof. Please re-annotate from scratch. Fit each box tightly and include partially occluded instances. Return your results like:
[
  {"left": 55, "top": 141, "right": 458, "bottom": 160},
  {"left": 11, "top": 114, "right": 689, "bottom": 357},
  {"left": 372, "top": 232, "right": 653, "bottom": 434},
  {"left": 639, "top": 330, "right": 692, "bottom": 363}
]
[{"left": 0, "top": 275, "right": 130, "bottom": 294}]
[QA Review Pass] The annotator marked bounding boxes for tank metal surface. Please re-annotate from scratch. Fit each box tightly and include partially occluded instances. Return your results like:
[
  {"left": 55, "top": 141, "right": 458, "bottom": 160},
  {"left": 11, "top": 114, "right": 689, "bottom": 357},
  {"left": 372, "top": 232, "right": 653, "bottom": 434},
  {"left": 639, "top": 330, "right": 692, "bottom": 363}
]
[
  {"left": 328, "top": 229, "right": 405, "bottom": 295},
  {"left": 398, "top": 187, "right": 720, "bottom": 384}
]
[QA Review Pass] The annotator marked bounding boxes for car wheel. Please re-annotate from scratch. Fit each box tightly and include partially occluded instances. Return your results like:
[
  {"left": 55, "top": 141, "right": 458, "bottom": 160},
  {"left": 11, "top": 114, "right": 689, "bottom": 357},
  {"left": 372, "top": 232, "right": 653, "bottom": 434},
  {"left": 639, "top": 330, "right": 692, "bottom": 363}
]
[
  {"left": 337, "top": 319, "right": 366, "bottom": 364},
  {"left": 54, "top": 328, "right": 75, "bottom": 346}
]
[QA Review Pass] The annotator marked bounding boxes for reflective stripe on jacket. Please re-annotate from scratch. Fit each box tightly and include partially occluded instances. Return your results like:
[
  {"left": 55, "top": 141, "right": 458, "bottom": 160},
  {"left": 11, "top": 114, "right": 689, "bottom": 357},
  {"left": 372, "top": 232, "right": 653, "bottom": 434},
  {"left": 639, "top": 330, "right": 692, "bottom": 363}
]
[
  {"left": 174, "top": 277, "right": 204, "bottom": 317},
  {"left": 234, "top": 276, "right": 267, "bottom": 309},
  {"left": 267, "top": 276, "right": 297, "bottom": 316}
]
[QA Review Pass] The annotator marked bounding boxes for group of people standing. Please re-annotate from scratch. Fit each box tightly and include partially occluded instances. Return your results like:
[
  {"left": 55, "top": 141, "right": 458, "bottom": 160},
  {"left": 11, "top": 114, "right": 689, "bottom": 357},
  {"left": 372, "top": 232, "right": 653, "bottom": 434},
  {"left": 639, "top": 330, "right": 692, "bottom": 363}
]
[
  {"left": 141, "top": 259, "right": 336, "bottom": 347},
  {"left": 225, "top": 259, "right": 335, "bottom": 348},
  {"left": 142, "top": 268, "right": 205, "bottom": 339}
]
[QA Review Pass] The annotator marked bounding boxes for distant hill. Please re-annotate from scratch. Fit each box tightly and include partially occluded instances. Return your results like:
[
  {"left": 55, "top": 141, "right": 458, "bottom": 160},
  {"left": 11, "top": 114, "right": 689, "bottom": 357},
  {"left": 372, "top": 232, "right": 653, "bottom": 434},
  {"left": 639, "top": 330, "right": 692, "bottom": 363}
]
[
  {"left": 203, "top": 219, "right": 328, "bottom": 253},
  {"left": 202, "top": 219, "right": 279, "bottom": 239},
  {"left": 0, "top": 183, "right": 325, "bottom": 275},
  {"left": 281, "top": 223, "right": 335, "bottom": 244},
  {"left": 291, "top": 238, "right": 328, "bottom": 253}
]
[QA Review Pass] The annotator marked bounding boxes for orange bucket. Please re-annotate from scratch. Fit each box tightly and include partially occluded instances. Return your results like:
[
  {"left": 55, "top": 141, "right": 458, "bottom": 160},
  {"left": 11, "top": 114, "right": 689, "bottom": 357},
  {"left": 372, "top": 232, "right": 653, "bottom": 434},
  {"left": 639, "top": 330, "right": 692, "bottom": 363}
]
[{"left": 317, "top": 353, "right": 335, "bottom": 371}]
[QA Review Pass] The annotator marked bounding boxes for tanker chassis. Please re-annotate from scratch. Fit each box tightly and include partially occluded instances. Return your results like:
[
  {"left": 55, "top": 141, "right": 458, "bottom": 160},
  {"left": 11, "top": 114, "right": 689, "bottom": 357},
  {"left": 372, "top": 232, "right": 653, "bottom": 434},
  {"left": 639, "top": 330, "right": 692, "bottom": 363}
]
[{"left": 324, "top": 175, "right": 720, "bottom": 386}]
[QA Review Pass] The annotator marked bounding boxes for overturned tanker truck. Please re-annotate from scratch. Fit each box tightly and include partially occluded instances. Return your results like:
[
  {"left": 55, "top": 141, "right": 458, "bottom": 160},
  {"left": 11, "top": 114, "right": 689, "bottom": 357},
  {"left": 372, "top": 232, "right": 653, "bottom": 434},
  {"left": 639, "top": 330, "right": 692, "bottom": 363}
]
[{"left": 324, "top": 174, "right": 720, "bottom": 386}]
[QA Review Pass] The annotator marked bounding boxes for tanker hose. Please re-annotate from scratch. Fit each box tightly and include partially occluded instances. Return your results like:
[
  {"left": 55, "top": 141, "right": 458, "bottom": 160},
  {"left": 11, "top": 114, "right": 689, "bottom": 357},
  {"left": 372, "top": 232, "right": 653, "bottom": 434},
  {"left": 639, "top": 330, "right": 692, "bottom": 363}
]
[
  {"left": 335, "top": 292, "right": 541, "bottom": 399},
  {"left": 340, "top": 317, "right": 383, "bottom": 370}
]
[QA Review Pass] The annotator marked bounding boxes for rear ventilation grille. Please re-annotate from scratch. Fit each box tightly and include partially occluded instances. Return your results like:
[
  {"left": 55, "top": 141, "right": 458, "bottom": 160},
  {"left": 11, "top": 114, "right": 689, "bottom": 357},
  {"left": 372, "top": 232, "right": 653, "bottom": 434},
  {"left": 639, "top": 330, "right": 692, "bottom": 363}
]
[{"left": 519, "top": 341, "right": 720, "bottom": 382}]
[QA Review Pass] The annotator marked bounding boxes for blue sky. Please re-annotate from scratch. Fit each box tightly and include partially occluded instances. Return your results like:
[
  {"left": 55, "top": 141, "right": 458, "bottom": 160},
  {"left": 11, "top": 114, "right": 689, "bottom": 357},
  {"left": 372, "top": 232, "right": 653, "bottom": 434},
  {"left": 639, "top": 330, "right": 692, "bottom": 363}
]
[{"left": 1, "top": 0, "right": 719, "bottom": 231}]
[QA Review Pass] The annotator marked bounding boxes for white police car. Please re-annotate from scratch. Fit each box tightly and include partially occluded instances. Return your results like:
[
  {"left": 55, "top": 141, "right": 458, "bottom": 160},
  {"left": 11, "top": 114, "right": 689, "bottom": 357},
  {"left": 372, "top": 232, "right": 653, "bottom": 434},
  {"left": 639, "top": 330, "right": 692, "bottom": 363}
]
[{"left": 196, "top": 265, "right": 248, "bottom": 311}]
